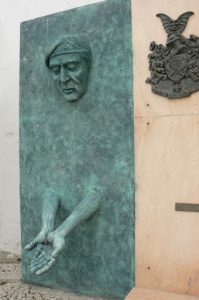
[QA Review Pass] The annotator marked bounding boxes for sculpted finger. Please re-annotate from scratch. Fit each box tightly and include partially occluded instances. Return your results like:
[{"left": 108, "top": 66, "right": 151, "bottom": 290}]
[
  {"left": 34, "top": 249, "right": 46, "bottom": 260},
  {"left": 52, "top": 242, "right": 64, "bottom": 258},
  {"left": 24, "top": 238, "right": 38, "bottom": 251},
  {"left": 31, "top": 257, "right": 46, "bottom": 269},
  {"left": 36, "top": 258, "right": 56, "bottom": 275},
  {"left": 33, "top": 245, "right": 43, "bottom": 259},
  {"left": 52, "top": 248, "right": 61, "bottom": 258},
  {"left": 31, "top": 245, "right": 52, "bottom": 266},
  {"left": 31, "top": 258, "right": 48, "bottom": 274},
  {"left": 31, "top": 253, "right": 48, "bottom": 268},
  {"left": 31, "top": 254, "right": 44, "bottom": 265},
  {"left": 31, "top": 264, "right": 41, "bottom": 274}
]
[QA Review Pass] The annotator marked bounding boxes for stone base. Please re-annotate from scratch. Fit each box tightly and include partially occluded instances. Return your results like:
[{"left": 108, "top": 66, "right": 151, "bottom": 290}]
[
  {"left": 0, "top": 263, "right": 20, "bottom": 284},
  {"left": 125, "top": 288, "right": 199, "bottom": 300},
  {"left": 0, "top": 281, "right": 111, "bottom": 300},
  {"left": 0, "top": 263, "right": 109, "bottom": 300}
]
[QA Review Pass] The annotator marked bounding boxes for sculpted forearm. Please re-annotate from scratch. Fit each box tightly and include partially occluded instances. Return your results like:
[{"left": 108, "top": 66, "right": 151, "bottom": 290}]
[
  {"left": 41, "top": 188, "right": 60, "bottom": 232},
  {"left": 54, "top": 191, "right": 102, "bottom": 238}
]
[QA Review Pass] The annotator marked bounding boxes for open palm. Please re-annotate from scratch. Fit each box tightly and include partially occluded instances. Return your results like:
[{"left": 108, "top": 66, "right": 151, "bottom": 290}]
[{"left": 26, "top": 231, "right": 65, "bottom": 275}]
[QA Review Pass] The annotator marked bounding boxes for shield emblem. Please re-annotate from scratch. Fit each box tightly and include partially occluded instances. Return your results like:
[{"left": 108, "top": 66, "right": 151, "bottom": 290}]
[{"left": 165, "top": 53, "right": 188, "bottom": 82}]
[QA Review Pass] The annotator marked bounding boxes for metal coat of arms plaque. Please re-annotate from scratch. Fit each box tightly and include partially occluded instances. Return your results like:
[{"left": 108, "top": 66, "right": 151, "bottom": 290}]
[{"left": 146, "top": 12, "right": 199, "bottom": 99}]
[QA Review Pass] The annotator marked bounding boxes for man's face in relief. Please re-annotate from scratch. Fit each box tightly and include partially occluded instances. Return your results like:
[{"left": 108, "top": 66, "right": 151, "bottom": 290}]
[{"left": 49, "top": 53, "right": 90, "bottom": 102}]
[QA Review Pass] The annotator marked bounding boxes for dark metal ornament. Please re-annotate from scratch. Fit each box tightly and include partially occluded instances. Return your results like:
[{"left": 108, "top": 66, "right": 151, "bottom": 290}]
[
  {"left": 146, "top": 12, "right": 199, "bottom": 99},
  {"left": 175, "top": 203, "right": 199, "bottom": 213}
]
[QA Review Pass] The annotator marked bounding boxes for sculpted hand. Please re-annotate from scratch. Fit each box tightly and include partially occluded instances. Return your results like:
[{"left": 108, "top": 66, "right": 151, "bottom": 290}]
[
  {"left": 24, "top": 229, "right": 49, "bottom": 251},
  {"left": 30, "top": 231, "right": 65, "bottom": 275}
]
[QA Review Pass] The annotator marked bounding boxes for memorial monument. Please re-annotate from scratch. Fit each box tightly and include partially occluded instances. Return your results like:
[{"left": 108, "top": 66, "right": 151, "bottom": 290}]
[{"left": 20, "top": 0, "right": 135, "bottom": 298}]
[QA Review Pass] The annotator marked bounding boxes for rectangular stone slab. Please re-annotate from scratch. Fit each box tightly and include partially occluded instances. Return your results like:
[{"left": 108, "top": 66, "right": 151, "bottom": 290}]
[
  {"left": 125, "top": 288, "right": 199, "bottom": 300},
  {"left": 20, "top": 0, "right": 135, "bottom": 298}
]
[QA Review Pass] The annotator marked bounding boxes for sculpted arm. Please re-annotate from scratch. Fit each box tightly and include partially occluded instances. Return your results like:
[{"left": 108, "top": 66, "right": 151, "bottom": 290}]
[
  {"left": 25, "top": 189, "right": 60, "bottom": 251},
  {"left": 29, "top": 186, "right": 103, "bottom": 275},
  {"left": 54, "top": 188, "right": 102, "bottom": 239}
]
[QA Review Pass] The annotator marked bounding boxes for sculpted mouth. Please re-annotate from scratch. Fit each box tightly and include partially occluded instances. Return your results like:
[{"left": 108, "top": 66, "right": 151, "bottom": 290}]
[{"left": 63, "top": 88, "right": 75, "bottom": 94}]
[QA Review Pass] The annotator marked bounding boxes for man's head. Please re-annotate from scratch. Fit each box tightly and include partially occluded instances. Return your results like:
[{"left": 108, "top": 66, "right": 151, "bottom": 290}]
[{"left": 46, "top": 35, "right": 92, "bottom": 102}]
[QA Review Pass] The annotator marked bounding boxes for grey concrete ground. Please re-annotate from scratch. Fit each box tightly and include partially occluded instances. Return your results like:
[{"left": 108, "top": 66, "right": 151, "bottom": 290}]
[{"left": 0, "top": 263, "right": 108, "bottom": 300}]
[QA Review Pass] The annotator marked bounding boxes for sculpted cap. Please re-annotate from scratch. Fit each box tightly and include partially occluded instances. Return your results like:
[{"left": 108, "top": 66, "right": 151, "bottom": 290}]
[{"left": 45, "top": 34, "right": 92, "bottom": 68}]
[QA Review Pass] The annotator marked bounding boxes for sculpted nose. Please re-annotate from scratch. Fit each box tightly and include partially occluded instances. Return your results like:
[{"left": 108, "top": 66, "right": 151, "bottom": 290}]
[{"left": 60, "top": 68, "right": 70, "bottom": 82}]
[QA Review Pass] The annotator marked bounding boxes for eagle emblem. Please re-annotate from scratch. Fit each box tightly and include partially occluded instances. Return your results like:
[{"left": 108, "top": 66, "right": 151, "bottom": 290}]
[{"left": 146, "top": 12, "right": 199, "bottom": 99}]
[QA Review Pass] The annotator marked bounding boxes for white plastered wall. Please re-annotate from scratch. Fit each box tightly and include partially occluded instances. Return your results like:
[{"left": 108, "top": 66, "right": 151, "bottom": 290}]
[{"left": 0, "top": 0, "right": 104, "bottom": 256}]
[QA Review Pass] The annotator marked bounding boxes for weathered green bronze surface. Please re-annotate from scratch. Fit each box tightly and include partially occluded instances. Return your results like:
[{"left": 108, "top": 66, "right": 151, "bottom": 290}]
[
  {"left": 20, "top": 0, "right": 134, "bottom": 298},
  {"left": 146, "top": 12, "right": 199, "bottom": 99},
  {"left": 175, "top": 203, "right": 199, "bottom": 212}
]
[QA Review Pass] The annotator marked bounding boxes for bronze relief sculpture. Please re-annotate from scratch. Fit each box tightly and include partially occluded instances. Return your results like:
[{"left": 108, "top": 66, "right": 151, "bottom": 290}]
[
  {"left": 45, "top": 35, "right": 92, "bottom": 102},
  {"left": 24, "top": 35, "right": 102, "bottom": 276},
  {"left": 20, "top": 1, "right": 135, "bottom": 297},
  {"left": 146, "top": 12, "right": 199, "bottom": 99}
]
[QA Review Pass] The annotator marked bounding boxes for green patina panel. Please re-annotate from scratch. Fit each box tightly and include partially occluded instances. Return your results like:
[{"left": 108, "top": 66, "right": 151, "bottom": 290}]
[{"left": 20, "top": 0, "right": 135, "bottom": 298}]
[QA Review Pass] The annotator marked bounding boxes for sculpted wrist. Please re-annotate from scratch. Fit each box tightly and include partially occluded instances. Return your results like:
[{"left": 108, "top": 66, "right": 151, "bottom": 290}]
[
  {"left": 42, "top": 215, "right": 55, "bottom": 232},
  {"left": 53, "top": 227, "right": 68, "bottom": 238}
]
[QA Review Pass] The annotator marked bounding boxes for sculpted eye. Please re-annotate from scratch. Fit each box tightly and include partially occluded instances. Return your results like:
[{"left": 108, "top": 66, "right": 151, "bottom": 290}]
[
  {"left": 67, "top": 62, "right": 79, "bottom": 71},
  {"left": 51, "top": 66, "right": 60, "bottom": 75}
]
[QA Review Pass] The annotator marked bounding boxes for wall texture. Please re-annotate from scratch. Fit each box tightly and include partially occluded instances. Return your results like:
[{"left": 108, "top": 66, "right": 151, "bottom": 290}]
[
  {"left": 0, "top": 0, "right": 104, "bottom": 257},
  {"left": 133, "top": 0, "right": 199, "bottom": 297}
]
